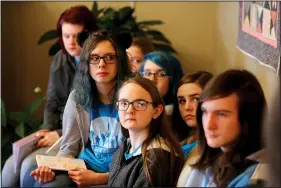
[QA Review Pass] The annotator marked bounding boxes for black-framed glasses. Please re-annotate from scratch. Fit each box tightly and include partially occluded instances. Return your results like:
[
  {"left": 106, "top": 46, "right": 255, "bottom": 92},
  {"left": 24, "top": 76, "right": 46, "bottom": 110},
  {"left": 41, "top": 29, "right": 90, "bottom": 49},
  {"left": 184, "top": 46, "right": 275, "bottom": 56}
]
[
  {"left": 116, "top": 100, "right": 153, "bottom": 111},
  {"left": 88, "top": 54, "right": 117, "bottom": 64},
  {"left": 141, "top": 70, "right": 169, "bottom": 79}
]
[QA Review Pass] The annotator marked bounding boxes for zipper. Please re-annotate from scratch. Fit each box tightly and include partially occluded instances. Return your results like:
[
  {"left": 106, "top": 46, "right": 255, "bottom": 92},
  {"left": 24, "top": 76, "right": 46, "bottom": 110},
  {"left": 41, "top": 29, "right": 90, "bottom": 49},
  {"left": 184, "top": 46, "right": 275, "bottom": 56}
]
[
  {"left": 109, "top": 160, "right": 128, "bottom": 186},
  {"left": 109, "top": 143, "right": 128, "bottom": 186}
]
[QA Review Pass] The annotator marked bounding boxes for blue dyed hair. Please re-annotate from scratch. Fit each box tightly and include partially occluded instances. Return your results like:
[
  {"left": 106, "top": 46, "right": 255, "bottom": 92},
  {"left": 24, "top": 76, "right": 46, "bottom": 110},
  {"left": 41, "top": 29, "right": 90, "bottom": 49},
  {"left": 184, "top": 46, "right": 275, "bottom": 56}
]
[{"left": 140, "top": 51, "right": 184, "bottom": 105}]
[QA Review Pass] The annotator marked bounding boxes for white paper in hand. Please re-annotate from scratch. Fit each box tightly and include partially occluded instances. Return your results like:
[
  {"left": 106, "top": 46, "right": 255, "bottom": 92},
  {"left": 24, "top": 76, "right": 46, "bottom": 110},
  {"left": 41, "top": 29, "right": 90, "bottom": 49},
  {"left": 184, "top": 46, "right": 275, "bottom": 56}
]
[{"left": 36, "top": 155, "right": 87, "bottom": 171}]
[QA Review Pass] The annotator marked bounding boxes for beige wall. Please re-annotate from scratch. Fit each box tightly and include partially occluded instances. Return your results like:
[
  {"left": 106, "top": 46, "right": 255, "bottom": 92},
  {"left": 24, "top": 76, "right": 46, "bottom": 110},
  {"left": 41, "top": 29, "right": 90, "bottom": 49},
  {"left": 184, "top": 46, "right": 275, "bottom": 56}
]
[{"left": 1, "top": 2, "right": 278, "bottom": 116}]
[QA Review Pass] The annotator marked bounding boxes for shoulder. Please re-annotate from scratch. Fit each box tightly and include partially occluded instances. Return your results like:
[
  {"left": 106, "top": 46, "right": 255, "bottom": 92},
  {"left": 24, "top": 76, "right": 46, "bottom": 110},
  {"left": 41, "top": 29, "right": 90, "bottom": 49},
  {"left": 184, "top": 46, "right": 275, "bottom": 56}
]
[
  {"left": 177, "top": 146, "right": 201, "bottom": 186},
  {"left": 64, "top": 90, "right": 84, "bottom": 114},
  {"left": 228, "top": 162, "right": 268, "bottom": 187},
  {"left": 248, "top": 163, "right": 269, "bottom": 185},
  {"left": 51, "top": 50, "right": 73, "bottom": 71}
]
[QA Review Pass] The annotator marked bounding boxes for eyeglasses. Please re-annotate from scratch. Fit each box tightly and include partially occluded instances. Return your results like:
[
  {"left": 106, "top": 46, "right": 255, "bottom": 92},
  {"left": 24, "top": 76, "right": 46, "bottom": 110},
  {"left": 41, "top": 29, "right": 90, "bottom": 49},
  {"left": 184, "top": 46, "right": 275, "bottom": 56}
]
[
  {"left": 116, "top": 100, "right": 153, "bottom": 111},
  {"left": 141, "top": 70, "right": 168, "bottom": 79},
  {"left": 88, "top": 54, "right": 117, "bottom": 64},
  {"left": 127, "top": 52, "right": 144, "bottom": 64}
]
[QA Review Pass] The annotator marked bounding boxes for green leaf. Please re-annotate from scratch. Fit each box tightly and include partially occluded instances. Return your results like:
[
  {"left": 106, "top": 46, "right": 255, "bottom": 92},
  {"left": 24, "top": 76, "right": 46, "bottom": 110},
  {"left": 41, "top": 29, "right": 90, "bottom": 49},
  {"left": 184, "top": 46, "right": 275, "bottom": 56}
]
[
  {"left": 98, "top": 8, "right": 116, "bottom": 29},
  {"left": 1, "top": 129, "right": 13, "bottom": 148},
  {"left": 138, "top": 20, "right": 164, "bottom": 26},
  {"left": 97, "top": 8, "right": 105, "bottom": 17},
  {"left": 145, "top": 30, "right": 171, "bottom": 44},
  {"left": 49, "top": 40, "right": 61, "bottom": 56},
  {"left": 24, "top": 96, "right": 45, "bottom": 114},
  {"left": 153, "top": 43, "right": 177, "bottom": 54},
  {"left": 38, "top": 30, "right": 58, "bottom": 45},
  {"left": 92, "top": 1, "right": 98, "bottom": 16},
  {"left": 2, "top": 135, "right": 11, "bottom": 148},
  {"left": 1, "top": 98, "right": 7, "bottom": 127},
  {"left": 118, "top": 7, "right": 134, "bottom": 23},
  {"left": 8, "top": 112, "right": 31, "bottom": 123},
  {"left": 15, "top": 121, "right": 25, "bottom": 138}
]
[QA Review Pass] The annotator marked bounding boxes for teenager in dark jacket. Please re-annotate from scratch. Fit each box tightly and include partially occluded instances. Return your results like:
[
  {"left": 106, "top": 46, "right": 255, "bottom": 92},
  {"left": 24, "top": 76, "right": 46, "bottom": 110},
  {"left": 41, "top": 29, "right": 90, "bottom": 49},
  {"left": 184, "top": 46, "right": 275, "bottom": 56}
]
[
  {"left": 107, "top": 76, "right": 184, "bottom": 187},
  {"left": 1, "top": 5, "right": 97, "bottom": 187}
]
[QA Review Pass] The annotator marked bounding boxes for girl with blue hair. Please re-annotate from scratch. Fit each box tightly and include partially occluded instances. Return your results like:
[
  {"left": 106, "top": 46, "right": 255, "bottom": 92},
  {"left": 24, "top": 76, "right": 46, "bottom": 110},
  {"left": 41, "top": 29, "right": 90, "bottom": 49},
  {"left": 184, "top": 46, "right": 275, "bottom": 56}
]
[
  {"left": 22, "top": 30, "right": 132, "bottom": 187},
  {"left": 139, "top": 51, "right": 184, "bottom": 116}
]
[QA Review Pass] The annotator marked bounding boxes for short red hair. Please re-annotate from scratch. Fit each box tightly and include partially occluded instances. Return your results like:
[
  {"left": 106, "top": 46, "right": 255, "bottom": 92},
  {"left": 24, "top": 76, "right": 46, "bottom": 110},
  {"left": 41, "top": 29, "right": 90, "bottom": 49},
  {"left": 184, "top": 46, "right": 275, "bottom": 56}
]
[{"left": 56, "top": 5, "right": 98, "bottom": 54}]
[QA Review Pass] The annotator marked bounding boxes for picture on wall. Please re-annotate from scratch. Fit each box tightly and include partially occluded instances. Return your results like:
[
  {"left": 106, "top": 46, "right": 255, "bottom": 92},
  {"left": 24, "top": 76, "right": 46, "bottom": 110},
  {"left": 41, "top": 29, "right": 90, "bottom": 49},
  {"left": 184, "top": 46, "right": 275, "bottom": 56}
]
[
  {"left": 237, "top": 1, "right": 280, "bottom": 73},
  {"left": 242, "top": 1, "right": 278, "bottom": 48}
]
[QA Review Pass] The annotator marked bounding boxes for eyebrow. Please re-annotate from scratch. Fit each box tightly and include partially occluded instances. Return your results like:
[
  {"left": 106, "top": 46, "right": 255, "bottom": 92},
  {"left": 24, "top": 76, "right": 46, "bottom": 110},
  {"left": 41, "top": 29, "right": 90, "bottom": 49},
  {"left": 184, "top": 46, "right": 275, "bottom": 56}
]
[
  {"left": 143, "top": 68, "right": 163, "bottom": 72},
  {"left": 201, "top": 106, "right": 232, "bottom": 113},
  {"left": 177, "top": 93, "right": 200, "bottom": 98},
  {"left": 118, "top": 98, "right": 150, "bottom": 102},
  {"left": 90, "top": 52, "right": 115, "bottom": 56}
]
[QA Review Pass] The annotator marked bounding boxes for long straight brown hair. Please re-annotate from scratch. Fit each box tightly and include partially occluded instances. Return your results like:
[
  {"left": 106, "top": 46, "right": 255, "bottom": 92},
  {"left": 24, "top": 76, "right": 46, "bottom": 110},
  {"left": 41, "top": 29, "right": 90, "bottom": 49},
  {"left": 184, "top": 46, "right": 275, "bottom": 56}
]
[
  {"left": 192, "top": 69, "right": 267, "bottom": 187},
  {"left": 117, "top": 76, "right": 184, "bottom": 186},
  {"left": 172, "top": 71, "right": 213, "bottom": 142}
]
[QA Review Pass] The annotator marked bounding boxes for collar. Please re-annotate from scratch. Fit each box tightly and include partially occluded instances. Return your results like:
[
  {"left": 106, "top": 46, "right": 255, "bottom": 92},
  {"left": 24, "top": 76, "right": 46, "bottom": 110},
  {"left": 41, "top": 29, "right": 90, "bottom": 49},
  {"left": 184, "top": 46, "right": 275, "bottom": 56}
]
[
  {"left": 246, "top": 149, "right": 266, "bottom": 163},
  {"left": 127, "top": 136, "right": 171, "bottom": 158}
]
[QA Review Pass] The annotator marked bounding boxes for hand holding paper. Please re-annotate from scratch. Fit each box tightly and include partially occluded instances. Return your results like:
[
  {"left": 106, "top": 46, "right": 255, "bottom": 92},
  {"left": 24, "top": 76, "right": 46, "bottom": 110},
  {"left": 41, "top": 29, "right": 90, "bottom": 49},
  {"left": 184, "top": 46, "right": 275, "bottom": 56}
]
[{"left": 68, "top": 168, "right": 101, "bottom": 187}]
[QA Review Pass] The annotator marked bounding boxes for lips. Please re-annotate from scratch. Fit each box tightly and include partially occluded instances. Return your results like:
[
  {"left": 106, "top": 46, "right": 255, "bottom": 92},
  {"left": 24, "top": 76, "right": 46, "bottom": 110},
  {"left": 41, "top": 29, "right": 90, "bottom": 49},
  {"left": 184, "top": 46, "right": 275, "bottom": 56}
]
[
  {"left": 206, "top": 134, "right": 218, "bottom": 139},
  {"left": 97, "top": 72, "right": 109, "bottom": 76},
  {"left": 126, "top": 117, "right": 136, "bottom": 121},
  {"left": 184, "top": 114, "right": 195, "bottom": 120}
]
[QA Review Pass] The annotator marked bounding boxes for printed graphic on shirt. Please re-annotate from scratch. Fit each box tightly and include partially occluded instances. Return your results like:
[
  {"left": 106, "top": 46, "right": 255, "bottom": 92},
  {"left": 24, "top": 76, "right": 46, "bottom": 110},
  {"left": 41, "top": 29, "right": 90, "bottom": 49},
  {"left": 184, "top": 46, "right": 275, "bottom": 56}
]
[{"left": 89, "top": 116, "right": 124, "bottom": 156}]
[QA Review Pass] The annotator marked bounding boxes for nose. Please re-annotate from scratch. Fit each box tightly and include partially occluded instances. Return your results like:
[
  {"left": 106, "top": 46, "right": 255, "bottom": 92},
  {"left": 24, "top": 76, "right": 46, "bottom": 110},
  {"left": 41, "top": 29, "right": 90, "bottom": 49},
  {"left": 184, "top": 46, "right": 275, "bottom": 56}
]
[
  {"left": 148, "top": 74, "right": 157, "bottom": 83},
  {"left": 184, "top": 100, "right": 193, "bottom": 111},
  {"left": 98, "top": 58, "right": 106, "bottom": 68},
  {"left": 203, "top": 114, "right": 217, "bottom": 131},
  {"left": 126, "top": 103, "right": 135, "bottom": 114},
  {"left": 70, "top": 36, "right": 76, "bottom": 45}
]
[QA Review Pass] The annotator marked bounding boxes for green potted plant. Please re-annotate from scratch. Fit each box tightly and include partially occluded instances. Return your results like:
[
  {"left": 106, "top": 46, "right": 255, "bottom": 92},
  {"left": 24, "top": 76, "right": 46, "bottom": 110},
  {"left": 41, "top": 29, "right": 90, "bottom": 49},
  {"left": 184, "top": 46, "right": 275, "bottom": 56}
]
[
  {"left": 1, "top": 87, "right": 45, "bottom": 168},
  {"left": 38, "top": 2, "right": 176, "bottom": 56}
]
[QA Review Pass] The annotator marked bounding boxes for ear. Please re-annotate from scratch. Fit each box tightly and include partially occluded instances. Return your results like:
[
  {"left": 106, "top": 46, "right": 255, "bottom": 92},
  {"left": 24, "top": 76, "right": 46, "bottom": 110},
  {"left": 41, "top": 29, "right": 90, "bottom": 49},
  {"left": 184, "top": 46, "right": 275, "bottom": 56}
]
[{"left": 152, "top": 104, "right": 164, "bottom": 119}]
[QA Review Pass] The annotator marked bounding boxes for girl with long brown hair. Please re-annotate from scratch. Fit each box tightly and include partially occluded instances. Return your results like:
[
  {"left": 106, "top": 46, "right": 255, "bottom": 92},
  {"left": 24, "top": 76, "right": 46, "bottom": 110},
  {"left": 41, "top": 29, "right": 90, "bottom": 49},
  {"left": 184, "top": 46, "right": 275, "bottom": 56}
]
[{"left": 107, "top": 76, "right": 184, "bottom": 187}]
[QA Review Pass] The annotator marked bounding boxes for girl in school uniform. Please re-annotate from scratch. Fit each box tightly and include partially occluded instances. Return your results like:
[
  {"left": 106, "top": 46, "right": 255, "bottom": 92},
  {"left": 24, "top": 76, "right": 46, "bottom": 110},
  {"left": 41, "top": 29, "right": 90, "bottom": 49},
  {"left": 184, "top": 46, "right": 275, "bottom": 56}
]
[{"left": 107, "top": 76, "right": 184, "bottom": 187}]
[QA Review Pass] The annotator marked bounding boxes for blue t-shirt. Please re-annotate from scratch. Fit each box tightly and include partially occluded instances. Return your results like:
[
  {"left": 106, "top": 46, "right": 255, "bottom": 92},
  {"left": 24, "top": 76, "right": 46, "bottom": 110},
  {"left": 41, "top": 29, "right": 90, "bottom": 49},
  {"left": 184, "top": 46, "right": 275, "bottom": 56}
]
[
  {"left": 78, "top": 101, "right": 125, "bottom": 173},
  {"left": 74, "top": 58, "right": 79, "bottom": 65}
]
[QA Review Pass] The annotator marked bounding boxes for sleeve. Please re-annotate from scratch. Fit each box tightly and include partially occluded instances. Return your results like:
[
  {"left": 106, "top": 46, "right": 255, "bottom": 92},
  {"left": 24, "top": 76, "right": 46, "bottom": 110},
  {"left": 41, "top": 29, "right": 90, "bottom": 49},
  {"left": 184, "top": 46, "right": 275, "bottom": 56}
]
[
  {"left": 57, "top": 91, "right": 82, "bottom": 158},
  {"left": 42, "top": 52, "right": 62, "bottom": 131},
  {"left": 55, "top": 129, "right": 62, "bottom": 136}
]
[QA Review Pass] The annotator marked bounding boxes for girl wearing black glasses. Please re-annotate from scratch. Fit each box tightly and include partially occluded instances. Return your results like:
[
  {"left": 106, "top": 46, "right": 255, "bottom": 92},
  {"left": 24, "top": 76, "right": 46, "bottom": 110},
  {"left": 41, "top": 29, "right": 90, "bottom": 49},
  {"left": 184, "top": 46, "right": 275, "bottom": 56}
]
[
  {"left": 107, "top": 76, "right": 184, "bottom": 187},
  {"left": 22, "top": 30, "right": 132, "bottom": 187}
]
